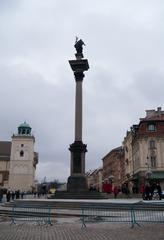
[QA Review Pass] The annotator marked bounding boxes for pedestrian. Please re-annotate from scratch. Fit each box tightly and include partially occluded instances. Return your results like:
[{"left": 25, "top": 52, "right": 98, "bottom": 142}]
[
  {"left": 113, "top": 186, "right": 119, "bottom": 199},
  {"left": 15, "top": 190, "right": 20, "bottom": 199},
  {"left": 6, "top": 189, "right": 11, "bottom": 202},
  {"left": 0, "top": 188, "right": 3, "bottom": 202},
  {"left": 156, "top": 183, "right": 162, "bottom": 200},
  {"left": 144, "top": 184, "right": 151, "bottom": 200},
  {"left": 140, "top": 184, "right": 145, "bottom": 200},
  {"left": 33, "top": 190, "right": 37, "bottom": 198},
  {"left": 150, "top": 183, "right": 156, "bottom": 200},
  {"left": 21, "top": 191, "right": 24, "bottom": 199},
  {"left": 11, "top": 190, "right": 15, "bottom": 201},
  {"left": 124, "top": 183, "right": 130, "bottom": 198}
]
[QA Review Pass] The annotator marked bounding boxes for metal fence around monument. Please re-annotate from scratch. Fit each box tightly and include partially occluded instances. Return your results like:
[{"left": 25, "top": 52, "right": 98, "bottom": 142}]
[
  {"left": 2, "top": 201, "right": 164, "bottom": 228},
  {"left": 81, "top": 203, "right": 164, "bottom": 228},
  {"left": 11, "top": 206, "right": 52, "bottom": 225}
]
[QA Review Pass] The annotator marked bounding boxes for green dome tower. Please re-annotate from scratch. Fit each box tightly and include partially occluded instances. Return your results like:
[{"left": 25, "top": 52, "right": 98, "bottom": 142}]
[{"left": 18, "top": 122, "right": 32, "bottom": 135}]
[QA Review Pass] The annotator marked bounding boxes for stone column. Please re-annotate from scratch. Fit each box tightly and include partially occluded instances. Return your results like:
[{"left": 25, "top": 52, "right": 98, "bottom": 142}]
[
  {"left": 67, "top": 55, "right": 89, "bottom": 192},
  {"left": 75, "top": 72, "right": 83, "bottom": 141}
]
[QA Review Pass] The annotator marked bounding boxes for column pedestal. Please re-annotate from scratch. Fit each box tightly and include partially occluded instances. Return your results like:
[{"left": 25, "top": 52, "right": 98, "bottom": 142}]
[
  {"left": 67, "top": 141, "right": 87, "bottom": 192},
  {"left": 67, "top": 175, "right": 87, "bottom": 192}
]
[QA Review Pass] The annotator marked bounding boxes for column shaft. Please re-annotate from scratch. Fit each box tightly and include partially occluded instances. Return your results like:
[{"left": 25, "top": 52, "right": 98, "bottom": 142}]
[{"left": 75, "top": 81, "right": 82, "bottom": 141}]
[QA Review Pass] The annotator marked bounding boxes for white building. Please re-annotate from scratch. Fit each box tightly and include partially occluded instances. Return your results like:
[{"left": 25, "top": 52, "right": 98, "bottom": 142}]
[{"left": 0, "top": 122, "right": 38, "bottom": 191}]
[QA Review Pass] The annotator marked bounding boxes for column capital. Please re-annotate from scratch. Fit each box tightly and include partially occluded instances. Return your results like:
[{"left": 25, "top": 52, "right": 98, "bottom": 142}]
[
  {"left": 74, "top": 71, "right": 85, "bottom": 81},
  {"left": 69, "top": 59, "right": 89, "bottom": 73},
  {"left": 69, "top": 141, "right": 87, "bottom": 153}
]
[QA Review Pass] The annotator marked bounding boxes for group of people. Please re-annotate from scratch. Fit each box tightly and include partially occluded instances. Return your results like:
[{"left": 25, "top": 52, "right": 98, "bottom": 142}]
[
  {"left": 0, "top": 189, "right": 25, "bottom": 202},
  {"left": 140, "top": 182, "right": 162, "bottom": 200},
  {"left": 102, "top": 181, "right": 130, "bottom": 198},
  {"left": 90, "top": 180, "right": 163, "bottom": 200},
  {"left": 89, "top": 181, "right": 131, "bottom": 199}
]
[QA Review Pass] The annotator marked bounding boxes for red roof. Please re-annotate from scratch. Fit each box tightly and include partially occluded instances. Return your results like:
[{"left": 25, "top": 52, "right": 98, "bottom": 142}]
[{"left": 140, "top": 114, "right": 164, "bottom": 122}]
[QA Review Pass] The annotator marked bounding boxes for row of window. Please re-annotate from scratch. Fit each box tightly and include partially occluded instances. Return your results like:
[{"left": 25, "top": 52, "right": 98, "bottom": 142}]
[
  {"left": 126, "top": 155, "right": 157, "bottom": 168},
  {"left": 147, "top": 122, "right": 164, "bottom": 131},
  {"left": 125, "top": 139, "right": 156, "bottom": 153},
  {"left": 147, "top": 124, "right": 156, "bottom": 132}
]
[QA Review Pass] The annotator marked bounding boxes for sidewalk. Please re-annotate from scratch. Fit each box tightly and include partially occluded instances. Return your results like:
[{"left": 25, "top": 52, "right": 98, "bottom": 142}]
[{"left": 0, "top": 221, "right": 163, "bottom": 240}]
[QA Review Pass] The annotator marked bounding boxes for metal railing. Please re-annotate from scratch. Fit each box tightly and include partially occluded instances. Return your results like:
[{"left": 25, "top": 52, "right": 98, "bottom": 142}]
[
  {"left": 81, "top": 203, "right": 164, "bottom": 228},
  {"left": 11, "top": 206, "right": 52, "bottom": 225}
]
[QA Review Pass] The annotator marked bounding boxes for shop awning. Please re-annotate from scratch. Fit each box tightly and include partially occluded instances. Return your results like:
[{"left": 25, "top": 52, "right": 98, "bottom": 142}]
[{"left": 150, "top": 171, "right": 164, "bottom": 179}]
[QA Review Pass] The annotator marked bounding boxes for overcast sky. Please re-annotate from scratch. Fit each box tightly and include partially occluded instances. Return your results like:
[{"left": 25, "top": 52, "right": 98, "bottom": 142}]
[{"left": 0, "top": 0, "right": 164, "bottom": 182}]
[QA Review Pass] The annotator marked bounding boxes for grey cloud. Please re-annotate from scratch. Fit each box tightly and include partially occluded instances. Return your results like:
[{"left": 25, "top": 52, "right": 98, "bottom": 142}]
[
  {"left": 0, "top": 0, "right": 164, "bottom": 181},
  {"left": 133, "top": 69, "right": 164, "bottom": 103},
  {"left": 0, "top": 63, "right": 73, "bottom": 180}
]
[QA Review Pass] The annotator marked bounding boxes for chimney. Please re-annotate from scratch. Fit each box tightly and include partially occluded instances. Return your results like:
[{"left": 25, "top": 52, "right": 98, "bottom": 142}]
[
  {"left": 146, "top": 109, "right": 155, "bottom": 117},
  {"left": 157, "top": 107, "right": 162, "bottom": 116}
]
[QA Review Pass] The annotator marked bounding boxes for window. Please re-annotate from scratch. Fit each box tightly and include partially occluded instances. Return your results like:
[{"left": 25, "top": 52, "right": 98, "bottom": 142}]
[
  {"left": 149, "top": 140, "right": 155, "bottom": 149},
  {"left": 147, "top": 124, "right": 156, "bottom": 132},
  {"left": 20, "top": 150, "right": 24, "bottom": 157},
  {"left": 151, "top": 156, "right": 156, "bottom": 168},
  {"left": 21, "top": 144, "right": 24, "bottom": 147}
]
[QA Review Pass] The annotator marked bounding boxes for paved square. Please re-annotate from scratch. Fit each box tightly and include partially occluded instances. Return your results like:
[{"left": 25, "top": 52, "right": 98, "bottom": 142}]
[{"left": 0, "top": 221, "right": 163, "bottom": 240}]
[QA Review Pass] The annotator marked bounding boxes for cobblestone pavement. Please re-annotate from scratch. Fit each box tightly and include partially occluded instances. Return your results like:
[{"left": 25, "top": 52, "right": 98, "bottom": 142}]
[{"left": 0, "top": 221, "right": 164, "bottom": 240}]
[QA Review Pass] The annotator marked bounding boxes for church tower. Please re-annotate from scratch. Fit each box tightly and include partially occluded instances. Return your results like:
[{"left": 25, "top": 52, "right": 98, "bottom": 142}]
[{"left": 8, "top": 122, "right": 38, "bottom": 191}]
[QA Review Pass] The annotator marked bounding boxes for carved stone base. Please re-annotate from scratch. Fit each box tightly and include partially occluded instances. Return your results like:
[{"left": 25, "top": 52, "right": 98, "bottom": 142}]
[
  {"left": 67, "top": 175, "right": 88, "bottom": 192},
  {"left": 69, "top": 141, "right": 87, "bottom": 174}
]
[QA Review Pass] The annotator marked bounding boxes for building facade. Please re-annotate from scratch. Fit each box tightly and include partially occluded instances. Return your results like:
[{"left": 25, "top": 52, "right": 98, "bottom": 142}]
[
  {"left": 123, "top": 107, "right": 164, "bottom": 189},
  {"left": 0, "top": 142, "right": 11, "bottom": 187},
  {"left": 123, "top": 130, "right": 133, "bottom": 180},
  {"left": 86, "top": 167, "right": 103, "bottom": 192},
  {"left": 102, "top": 146, "right": 125, "bottom": 187},
  {"left": 0, "top": 122, "right": 38, "bottom": 191}
]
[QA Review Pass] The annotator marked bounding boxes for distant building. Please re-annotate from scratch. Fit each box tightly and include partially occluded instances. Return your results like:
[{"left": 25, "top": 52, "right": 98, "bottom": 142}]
[
  {"left": 0, "top": 122, "right": 38, "bottom": 191},
  {"left": 123, "top": 130, "right": 134, "bottom": 183},
  {"left": 0, "top": 141, "right": 11, "bottom": 186},
  {"left": 86, "top": 167, "right": 103, "bottom": 192},
  {"left": 102, "top": 146, "right": 125, "bottom": 187},
  {"left": 123, "top": 107, "right": 164, "bottom": 189}
]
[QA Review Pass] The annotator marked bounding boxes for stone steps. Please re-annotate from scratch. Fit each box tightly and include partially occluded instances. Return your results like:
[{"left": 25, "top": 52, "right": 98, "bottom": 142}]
[
  {"left": 3, "top": 200, "right": 111, "bottom": 209},
  {"left": 51, "top": 191, "right": 108, "bottom": 199},
  {"left": 2, "top": 198, "right": 143, "bottom": 211}
]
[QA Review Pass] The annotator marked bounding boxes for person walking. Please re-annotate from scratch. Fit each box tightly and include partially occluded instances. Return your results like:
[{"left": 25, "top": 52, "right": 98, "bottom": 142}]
[
  {"left": 113, "top": 186, "right": 119, "bottom": 199},
  {"left": 6, "top": 189, "right": 11, "bottom": 202},
  {"left": 140, "top": 184, "right": 145, "bottom": 200},
  {"left": 144, "top": 184, "right": 151, "bottom": 200},
  {"left": 156, "top": 183, "right": 162, "bottom": 200},
  {"left": 21, "top": 191, "right": 24, "bottom": 199},
  {"left": 15, "top": 190, "right": 20, "bottom": 199},
  {"left": 11, "top": 190, "right": 15, "bottom": 201},
  {"left": 0, "top": 188, "right": 3, "bottom": 203}
]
